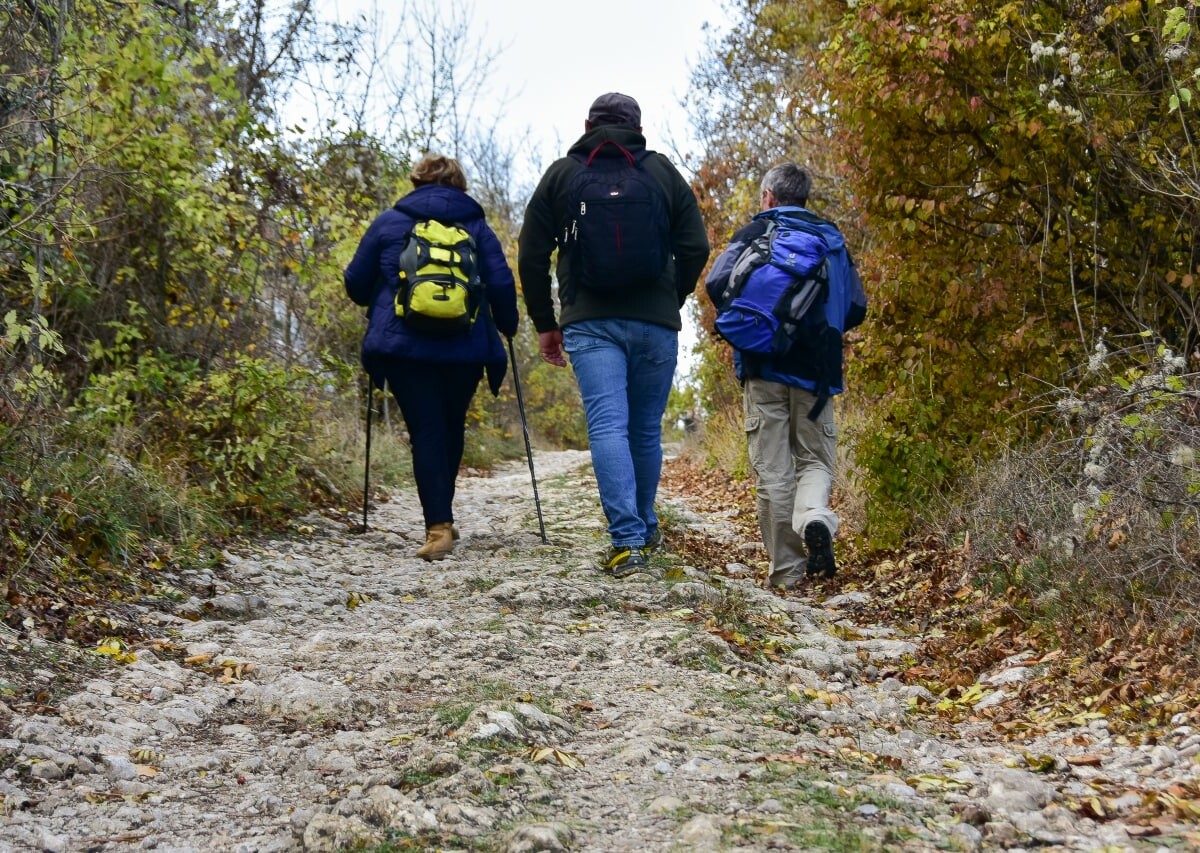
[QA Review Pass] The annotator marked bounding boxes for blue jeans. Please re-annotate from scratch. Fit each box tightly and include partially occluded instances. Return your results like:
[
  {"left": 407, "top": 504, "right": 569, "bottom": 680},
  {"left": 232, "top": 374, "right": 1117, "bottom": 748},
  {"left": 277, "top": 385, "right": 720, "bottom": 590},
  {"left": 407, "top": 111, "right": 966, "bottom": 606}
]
[{"left": 563, "top": 319, "right": 678, "bottom": 547}]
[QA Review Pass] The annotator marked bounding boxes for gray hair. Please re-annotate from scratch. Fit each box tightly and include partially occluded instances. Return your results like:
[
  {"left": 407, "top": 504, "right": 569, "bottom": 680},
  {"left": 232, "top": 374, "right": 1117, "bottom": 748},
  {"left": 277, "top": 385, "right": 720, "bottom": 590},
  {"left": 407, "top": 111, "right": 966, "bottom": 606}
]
[{"left": 762, "top": 163, "right": 812, "bottom": 207}]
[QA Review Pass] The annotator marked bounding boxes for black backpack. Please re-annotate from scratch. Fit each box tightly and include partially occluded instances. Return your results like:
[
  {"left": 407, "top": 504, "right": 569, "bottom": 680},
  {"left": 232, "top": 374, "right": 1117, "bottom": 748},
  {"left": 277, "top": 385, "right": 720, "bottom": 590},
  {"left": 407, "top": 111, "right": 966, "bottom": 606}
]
[{"left": 563, "top": 141, "right": 670, "bottom": 291}]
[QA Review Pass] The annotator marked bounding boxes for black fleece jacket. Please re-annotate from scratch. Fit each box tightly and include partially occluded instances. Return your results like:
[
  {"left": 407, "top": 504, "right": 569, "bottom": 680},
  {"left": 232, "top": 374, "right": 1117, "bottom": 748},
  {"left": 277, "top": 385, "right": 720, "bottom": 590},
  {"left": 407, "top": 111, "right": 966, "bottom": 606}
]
[{"left": 517, "top": 125, "right": 710, "bottom": 333}]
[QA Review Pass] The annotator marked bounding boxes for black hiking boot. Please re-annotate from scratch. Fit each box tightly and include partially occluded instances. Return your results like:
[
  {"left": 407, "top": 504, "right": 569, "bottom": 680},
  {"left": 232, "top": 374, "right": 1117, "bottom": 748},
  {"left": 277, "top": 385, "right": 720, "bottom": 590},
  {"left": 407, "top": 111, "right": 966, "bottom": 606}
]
[{"left": 804, "top": 521, "right": 836, "bottom": 578}]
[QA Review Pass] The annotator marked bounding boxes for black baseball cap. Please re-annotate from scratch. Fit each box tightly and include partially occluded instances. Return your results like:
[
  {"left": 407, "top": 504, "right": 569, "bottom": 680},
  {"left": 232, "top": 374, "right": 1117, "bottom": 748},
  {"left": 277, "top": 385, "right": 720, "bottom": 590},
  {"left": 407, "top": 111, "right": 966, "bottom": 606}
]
[{"left": 587, "top": 92, "right": 642, "bottom": 128}]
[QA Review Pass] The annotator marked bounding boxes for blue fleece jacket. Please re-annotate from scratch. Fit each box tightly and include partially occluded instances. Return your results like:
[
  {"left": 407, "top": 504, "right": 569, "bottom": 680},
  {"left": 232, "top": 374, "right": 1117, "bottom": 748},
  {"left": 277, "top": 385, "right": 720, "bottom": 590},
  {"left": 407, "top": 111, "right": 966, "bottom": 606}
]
[{"left": 344, "top": 184, "right": 520, "bottom": 395}]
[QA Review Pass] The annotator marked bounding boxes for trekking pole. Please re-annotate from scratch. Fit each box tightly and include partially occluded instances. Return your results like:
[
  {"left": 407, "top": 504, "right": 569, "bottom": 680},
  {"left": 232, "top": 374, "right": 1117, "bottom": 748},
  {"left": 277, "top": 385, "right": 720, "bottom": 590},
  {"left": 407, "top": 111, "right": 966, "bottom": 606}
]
[
  {"left": 507, "top": 336, "right": 548, "bottom": 544},
  {"left": 360, "top": 376, "right": 374, "bottom": 533}
]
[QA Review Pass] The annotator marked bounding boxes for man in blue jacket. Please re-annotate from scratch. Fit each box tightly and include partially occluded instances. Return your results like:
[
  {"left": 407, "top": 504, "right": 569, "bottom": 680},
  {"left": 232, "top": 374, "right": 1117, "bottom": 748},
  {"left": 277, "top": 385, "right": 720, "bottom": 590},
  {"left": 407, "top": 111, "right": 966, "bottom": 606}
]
[
  {"left": 706, "top": 163, "right": 867, "bottom": 589},
  {"left": 518, "top": 93, "right": 710, "bottom": 578}
]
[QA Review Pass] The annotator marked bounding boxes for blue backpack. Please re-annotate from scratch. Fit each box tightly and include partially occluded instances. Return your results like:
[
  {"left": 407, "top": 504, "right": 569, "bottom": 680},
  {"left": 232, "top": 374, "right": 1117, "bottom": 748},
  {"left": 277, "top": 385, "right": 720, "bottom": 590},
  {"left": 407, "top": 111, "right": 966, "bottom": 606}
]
[
  {"left": 713, "top": 214, "right": 831, "bottom": 355},
  {"left": 564, "top": 141, "right": 670, "bottom": 291}
]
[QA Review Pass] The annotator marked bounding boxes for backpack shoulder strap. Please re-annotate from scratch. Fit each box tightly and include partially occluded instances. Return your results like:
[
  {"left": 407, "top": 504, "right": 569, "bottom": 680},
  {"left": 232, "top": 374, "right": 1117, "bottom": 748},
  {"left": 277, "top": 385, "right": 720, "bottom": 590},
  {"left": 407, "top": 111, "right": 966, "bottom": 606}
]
[
  {"left": 397, "top": 225, "right": 421, "bottom": 282},
  {"left": 719, "top": 219, "right": 777, "bottom": 307}
]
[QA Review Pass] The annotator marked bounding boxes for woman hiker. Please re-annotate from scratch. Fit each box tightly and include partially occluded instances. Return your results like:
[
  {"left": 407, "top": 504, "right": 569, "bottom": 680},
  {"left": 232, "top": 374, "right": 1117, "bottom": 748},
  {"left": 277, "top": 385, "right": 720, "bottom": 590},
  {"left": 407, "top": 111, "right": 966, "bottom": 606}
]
[{"left": 344, "top": 153, "right": 520, "bottom": 561}]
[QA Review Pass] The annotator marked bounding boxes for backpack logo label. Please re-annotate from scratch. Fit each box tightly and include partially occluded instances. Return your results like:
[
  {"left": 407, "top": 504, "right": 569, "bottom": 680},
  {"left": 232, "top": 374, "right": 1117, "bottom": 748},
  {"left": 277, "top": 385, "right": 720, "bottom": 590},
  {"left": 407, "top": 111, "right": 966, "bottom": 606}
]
[{"left": 396, "top": 220, "right": 482, "bottom": 334}]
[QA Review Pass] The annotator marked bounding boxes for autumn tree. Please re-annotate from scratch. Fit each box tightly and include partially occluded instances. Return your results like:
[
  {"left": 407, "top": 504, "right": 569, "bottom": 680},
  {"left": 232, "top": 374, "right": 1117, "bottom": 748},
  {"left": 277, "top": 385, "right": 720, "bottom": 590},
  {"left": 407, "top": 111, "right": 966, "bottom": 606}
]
[
  {"left": 818, "top": 0, "right": 1200, "bottom": 540},
  {"left": 685, "top": 1, "right": 845, "bottom": 463},
  {"left": 690, "top": 0, "right": 1200, "bottom": 544},
  {"left": 0, "top": 0, "right": 540, "bottom": 630}
]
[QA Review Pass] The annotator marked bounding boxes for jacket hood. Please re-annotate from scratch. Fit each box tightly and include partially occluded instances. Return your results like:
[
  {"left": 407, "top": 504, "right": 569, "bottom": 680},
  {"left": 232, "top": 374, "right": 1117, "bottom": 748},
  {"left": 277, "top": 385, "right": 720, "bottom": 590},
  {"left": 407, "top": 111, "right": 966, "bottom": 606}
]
[
  {"left": 757, "top": 206, "right": 846, "bottom": 252},
  {"left": 567, "top": 124, "right": 648, "bottom": 160},
  {"left": 394, "top": 184, "right": 485, "bottom": 223}
]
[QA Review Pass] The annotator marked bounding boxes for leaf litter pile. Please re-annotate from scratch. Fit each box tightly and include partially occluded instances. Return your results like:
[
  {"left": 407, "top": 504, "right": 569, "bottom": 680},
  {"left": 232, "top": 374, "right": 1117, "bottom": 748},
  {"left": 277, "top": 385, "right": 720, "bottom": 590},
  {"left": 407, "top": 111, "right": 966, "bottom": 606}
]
[{"left": 660, "top": 453, "right": 1200, "bottom": 835}]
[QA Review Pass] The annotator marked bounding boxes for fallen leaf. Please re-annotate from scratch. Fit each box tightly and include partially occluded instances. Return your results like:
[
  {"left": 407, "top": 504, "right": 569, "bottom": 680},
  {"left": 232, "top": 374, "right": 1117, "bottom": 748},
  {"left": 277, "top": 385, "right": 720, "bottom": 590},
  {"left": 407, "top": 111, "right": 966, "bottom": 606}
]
[
  {"left": 1023, "top": 753, "right": 1057, "bottom": 772},
  {"left": 1077, "top": 796, "right": 1110, "bottom": 819},
  {"left": 758, "top": 752, "right": 813, "bottom": 766},
  {"left": 526, "top": 746, "right": 584, "bottom": 769},
  {"left": 906, "top": 773, "right": 973, "bottom": 792}
]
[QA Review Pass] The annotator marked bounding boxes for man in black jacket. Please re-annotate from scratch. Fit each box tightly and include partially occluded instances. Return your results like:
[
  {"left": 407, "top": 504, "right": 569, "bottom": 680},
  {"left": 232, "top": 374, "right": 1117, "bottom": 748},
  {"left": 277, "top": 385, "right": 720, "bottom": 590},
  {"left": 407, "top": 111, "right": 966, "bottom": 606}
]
[{"left": 518, "top": 92, "right": 710, "bottom": 577}]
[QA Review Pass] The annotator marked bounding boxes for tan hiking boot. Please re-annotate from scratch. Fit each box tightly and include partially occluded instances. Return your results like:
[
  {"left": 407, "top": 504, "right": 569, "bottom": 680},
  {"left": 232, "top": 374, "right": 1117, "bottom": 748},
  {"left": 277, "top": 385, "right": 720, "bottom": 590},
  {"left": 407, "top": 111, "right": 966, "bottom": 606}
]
[{"left": 415, "top": 522, "right": 455, "bottom": 561}]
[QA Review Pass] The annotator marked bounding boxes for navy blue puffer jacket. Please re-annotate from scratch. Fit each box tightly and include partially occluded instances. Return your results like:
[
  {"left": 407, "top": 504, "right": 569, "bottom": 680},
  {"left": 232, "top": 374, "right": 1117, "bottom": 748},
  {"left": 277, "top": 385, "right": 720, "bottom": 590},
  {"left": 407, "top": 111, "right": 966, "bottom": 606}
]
[{"left": 344, "top": 184, "right": 520, "bottom": 395}]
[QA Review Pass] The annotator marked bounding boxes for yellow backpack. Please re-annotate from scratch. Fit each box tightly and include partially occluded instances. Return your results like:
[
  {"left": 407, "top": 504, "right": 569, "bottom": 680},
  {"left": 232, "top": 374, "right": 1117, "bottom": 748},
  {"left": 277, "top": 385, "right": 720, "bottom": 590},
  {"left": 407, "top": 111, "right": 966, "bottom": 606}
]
[{"left": 395, "top": 220, "right": 482, "bottom": 334}]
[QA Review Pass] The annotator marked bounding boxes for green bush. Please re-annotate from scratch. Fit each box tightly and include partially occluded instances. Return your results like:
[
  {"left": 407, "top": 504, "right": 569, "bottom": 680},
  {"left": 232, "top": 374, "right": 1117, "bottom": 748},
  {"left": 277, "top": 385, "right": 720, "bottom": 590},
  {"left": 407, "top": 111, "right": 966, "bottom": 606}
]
[
  {"left": 1, "top": 400, "right": 211, "bottom": 617},
  {"left": 75, "top": 351, "right": 322, "bottom": 519},
  {"left": 941, "top": 335, "right": 1200, "bottom": 639},
  {"left": 521, "top": 359, "right": 588, "bottom": 449},
  {"left": 461, "top": 383, "right": 524, "bottom": 470},
  {"left": 309, "top": 394, "right": 412, "bottom": 498},
  {"left": 688, "top": 336, "right": 751, "bottom": 479},
  {"left": 850, "top": 392, "right": 959, "bottom": 549}
]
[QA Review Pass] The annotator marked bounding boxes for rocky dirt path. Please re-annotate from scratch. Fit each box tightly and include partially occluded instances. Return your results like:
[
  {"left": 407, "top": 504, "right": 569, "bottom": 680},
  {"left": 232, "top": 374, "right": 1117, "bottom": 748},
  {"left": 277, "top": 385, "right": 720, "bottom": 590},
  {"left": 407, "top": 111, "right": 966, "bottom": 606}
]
[{"left": 2, "top": 450, "right": 1198, "bottom": 852}]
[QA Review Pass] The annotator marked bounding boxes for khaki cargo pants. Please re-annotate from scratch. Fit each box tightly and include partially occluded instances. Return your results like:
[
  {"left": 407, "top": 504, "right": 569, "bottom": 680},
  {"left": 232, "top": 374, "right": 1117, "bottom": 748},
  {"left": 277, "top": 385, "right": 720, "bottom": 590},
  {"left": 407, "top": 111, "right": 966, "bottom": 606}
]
[{"left": 743, "top": 378, "right": 840, "bottom": 587}]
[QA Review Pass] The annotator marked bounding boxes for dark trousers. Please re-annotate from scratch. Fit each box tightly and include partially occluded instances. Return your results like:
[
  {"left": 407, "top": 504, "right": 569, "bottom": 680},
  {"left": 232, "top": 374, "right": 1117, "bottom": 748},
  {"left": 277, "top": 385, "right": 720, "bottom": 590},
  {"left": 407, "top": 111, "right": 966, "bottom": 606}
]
[{"left": 383, "top": 360, "right": 484, "bottom": 528}]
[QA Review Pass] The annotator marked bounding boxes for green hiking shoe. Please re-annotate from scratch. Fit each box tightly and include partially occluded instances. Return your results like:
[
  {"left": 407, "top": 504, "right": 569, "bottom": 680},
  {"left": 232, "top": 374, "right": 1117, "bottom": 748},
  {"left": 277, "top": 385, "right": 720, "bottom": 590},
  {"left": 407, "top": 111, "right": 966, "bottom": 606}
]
[
  {"left": 600, "top": 545, "right": 649, "bottom": 578},
  {"left": 644, "top": 527, "right": 664, "bottom": 554}
]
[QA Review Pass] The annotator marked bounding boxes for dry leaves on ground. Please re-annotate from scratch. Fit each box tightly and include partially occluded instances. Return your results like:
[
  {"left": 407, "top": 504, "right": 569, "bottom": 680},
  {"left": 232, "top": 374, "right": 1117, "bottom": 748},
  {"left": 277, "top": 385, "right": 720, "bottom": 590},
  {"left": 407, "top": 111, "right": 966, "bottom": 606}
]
[{"left": 660, "top": 454, "right": 1200, "bottom": 747}]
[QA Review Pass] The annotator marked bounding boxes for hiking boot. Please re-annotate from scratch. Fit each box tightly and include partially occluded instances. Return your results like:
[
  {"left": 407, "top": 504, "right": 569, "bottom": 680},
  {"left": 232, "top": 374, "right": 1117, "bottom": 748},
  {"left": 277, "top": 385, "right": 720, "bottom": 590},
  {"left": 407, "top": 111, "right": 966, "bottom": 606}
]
[
  {"left": 600, "top": 545, "right": 649, "bottom": 578},
  {"left": 644, "top": 527, "right": 664, "bottom": 554},
  {"left": 804, "top": 521, "right": 836, "bottom": 578},
  {"left": 415, "top": 522, "right": 455, "bottom": 561},
  {"left": 613, "top": 548, "right": 650, "bottom": 579}
]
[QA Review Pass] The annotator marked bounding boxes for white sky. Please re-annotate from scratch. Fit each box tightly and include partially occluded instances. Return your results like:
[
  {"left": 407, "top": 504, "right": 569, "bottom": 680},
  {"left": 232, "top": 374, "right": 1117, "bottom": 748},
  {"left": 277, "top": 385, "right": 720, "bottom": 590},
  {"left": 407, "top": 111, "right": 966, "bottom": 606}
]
[
  {"left": 466, "top": 0, "right": 727, "bottom": 380},
  {"left": 316, "top": 0, "right": 728, "bottom": 183},
  {"left": 471, "top": 0, "right": 726, "bottom": 177}
]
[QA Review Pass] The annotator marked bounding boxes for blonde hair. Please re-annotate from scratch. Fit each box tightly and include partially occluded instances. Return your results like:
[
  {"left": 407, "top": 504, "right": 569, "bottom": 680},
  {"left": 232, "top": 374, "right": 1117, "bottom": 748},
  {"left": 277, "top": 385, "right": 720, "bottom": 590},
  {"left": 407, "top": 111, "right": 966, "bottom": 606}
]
[{"left": 410, "top": 154, "right": 468, "bottom": 191}]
